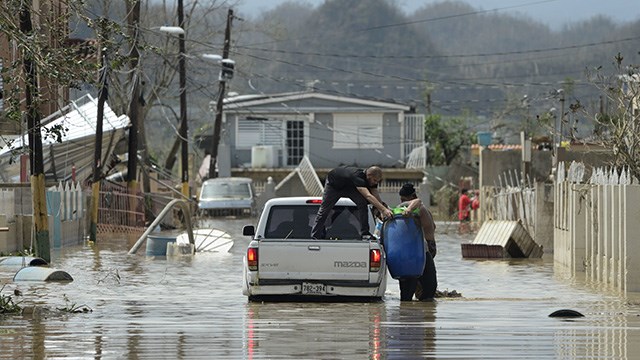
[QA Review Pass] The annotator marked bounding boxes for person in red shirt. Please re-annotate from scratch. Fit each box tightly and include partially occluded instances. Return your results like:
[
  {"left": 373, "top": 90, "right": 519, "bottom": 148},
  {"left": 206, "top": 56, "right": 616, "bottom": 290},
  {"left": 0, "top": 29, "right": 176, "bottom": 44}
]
[{"left": 458, "top": 188, "right": 471, "bottom": 221}]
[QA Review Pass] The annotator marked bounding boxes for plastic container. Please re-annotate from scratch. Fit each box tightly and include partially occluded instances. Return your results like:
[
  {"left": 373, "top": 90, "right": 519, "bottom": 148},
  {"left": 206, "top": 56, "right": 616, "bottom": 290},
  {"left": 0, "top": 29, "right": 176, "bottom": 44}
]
[
  {"left": 477, "top": 131, "right": 493, "bottom": 147},
  {"left": 146, "top": 231, "right": 179, "bottom": 257},
  {"left": 381, "top": 214, "right": 426, "bottom": 279},
  {"left": 13, "top": 267, "right": 73, "bottom": 282}
]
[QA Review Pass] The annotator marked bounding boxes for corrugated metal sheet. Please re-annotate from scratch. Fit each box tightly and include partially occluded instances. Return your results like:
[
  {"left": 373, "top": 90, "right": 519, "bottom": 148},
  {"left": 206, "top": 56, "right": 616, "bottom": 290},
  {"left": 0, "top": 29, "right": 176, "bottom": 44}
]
[
  {"left": 0, "top": 94, "right": 130, "bottom": 182},
  {"left": 462, "top": 220, "right": 543, "bottom": 259},
  {"left": 0, "top": 94, "right": 129, "bottom": 156}
]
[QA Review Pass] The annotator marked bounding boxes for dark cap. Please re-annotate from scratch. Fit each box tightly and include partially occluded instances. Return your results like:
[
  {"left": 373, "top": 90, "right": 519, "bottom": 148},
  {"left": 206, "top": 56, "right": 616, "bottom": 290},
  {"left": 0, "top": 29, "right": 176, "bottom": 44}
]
[{"left": 399, "top": 183, "right": 416, "bottom": 197}]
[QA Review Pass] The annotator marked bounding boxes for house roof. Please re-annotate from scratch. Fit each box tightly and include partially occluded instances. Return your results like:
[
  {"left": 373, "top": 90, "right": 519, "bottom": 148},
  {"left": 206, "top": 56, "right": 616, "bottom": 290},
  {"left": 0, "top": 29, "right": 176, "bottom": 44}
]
[
  {"left": 221, "top": 91, "right": 410, "bottom": 112},
  {"left": 0, "top": 93, "right": 129, "bottom": 157}
]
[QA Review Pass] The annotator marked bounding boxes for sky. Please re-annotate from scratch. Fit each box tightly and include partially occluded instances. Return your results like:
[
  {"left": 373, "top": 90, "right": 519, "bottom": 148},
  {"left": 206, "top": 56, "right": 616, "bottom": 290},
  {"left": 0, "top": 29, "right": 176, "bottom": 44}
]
[{"left": 236, "top": 0, "right": 640, "bottom": 29}]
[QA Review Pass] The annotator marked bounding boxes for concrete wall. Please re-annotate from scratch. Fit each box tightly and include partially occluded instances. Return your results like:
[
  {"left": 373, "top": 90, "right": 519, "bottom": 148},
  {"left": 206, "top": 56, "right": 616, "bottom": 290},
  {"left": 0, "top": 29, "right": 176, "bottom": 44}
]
[
  {"left": 554, "top": 165, "right": 640, "bottom": 297},
  {"left": 534, "top": 182, "right": 554, "bottom": 253},
  {"left": 479, "top": 148, "right": 553, "bottom": 189}
]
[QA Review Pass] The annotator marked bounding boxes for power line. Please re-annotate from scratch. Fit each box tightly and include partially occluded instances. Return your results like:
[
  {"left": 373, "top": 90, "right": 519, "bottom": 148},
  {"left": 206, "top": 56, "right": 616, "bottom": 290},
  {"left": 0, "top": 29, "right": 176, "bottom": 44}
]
[{"left": 236, "top": 35, "right": 640, "bottom": 61}]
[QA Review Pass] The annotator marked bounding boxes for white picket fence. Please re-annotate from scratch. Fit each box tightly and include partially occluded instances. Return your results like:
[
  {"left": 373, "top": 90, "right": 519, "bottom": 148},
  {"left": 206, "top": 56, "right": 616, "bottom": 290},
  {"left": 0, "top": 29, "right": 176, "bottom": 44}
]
[{"left": 554, "top": 161, "right": 640, "bottom": 296}]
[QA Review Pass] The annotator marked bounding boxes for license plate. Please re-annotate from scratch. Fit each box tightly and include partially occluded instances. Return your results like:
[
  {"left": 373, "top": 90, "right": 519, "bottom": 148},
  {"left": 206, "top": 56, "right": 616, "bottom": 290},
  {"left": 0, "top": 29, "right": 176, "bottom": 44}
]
[{"left": 301, "top": 282, "right": 326, "bottom": 295}]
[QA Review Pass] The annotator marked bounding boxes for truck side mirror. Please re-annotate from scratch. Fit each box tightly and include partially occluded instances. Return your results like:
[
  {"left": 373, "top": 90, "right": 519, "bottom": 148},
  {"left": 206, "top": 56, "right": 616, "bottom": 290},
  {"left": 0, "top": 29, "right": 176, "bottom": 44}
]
[{"left": 242, "top": 225, "right": 255, "bottom": 236}]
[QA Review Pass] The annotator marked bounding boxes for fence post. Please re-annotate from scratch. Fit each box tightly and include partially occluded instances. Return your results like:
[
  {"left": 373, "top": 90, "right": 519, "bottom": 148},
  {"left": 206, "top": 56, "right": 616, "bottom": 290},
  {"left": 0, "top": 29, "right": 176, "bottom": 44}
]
[
  {"left": 611, "top": 184, "right": 620, "bottom": 288},
  {"left": 589, "top": 185, "right": 600, "bottom": 281},
  {"left": 419, "top": 176, "right": 430, "bottom": 211},
  {"left": 624, "top": 185, "right": 640, "bottom": 294},
  {"left": 46, "top": 189, "right": 62, "bottom": 248},
  {"left": 596, "top": 184, "right": 605, "bottom": 283},
  {"left": 571, "top": 184, "right": 588, "bottom": 273},
  {"left": 616, "top": 183, "right": 628, "bottom": 291}
]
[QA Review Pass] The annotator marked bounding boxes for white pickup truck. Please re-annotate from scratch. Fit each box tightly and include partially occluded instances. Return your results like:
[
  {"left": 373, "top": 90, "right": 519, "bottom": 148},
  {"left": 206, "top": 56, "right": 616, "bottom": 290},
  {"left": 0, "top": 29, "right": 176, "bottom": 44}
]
[{"left": 241, "top": 196, "right": 387, "bottom": 301}]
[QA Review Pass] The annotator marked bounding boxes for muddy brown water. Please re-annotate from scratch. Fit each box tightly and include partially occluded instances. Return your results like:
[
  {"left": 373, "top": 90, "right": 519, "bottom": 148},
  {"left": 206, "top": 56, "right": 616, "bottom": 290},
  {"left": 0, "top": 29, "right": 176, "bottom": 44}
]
[{"left": 1, "top": 217, "right": 640, "bottom": 359}]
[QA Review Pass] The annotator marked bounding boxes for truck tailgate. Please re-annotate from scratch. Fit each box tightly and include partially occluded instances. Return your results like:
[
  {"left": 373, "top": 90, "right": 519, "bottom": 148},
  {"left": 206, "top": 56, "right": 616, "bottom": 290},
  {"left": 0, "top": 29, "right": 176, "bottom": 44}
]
[{"left": 258, "top": 240, "right": 372, "bottom": 281}]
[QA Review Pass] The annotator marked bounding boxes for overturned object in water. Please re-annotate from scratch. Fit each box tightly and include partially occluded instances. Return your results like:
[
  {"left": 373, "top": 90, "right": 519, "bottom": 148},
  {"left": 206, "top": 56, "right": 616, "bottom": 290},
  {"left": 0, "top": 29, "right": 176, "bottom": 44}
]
[
  {"left": 176, "top": 228, "right": 233, "bottom": 253},
  {"left": 167, "top": 242, "right": 196, "bottom": 256},
  {"left": 549, "top": 309, "right": 584, "bottom": 318},
  {"left": 461, "top": 220, "right": 543, "bottom": 259},
  {"left": 146, "top": 230, "right": 182, "bottom": 256},
  {"left": 13, "top": 266, "right": 73, "bottom": 282},
  {"left": 0, "top": 256, "right": 48, "bottom": 267}
]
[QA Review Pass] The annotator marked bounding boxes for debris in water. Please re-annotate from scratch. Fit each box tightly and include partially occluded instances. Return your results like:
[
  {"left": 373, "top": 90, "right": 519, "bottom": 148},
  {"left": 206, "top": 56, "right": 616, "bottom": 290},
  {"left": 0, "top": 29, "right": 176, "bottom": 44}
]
[
  {"left": 549, "top": 309, "right": 584, "bottom": 318},
  {"left": 435, "top": 289, "right": 462, "bottom": 298}
]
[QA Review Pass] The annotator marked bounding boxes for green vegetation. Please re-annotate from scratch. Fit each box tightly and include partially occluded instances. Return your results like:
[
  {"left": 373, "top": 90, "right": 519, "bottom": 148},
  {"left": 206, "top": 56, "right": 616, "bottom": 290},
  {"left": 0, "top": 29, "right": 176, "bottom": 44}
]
[
  {"left": 0, "top": 285, "right": 22, "bottom": 315},
  {"left": 424, "top": 114, "right": 476, "bottom": 166},
  {"left": 58, "top": 294, "right": 92, "bottom": 314}
]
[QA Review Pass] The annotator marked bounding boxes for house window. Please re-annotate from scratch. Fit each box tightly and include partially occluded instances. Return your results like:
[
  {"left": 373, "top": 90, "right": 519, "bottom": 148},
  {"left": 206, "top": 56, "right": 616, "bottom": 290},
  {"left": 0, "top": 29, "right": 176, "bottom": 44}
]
[
  {"left": 286, "top": 120, "right": 304, "bottom": 165},
  {"left": 236, "top": 117, "right": 283, "bottom": 149},
  {"left": 333, "top": 113, "right": 382, "bottom": 149}
]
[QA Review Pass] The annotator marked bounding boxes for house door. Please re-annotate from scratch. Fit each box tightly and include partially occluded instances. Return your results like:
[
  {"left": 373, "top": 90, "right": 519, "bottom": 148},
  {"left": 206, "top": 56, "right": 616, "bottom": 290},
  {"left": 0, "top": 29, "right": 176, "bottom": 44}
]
[{"left": 285, "top": 120, "right": 304, "bottom": 166}]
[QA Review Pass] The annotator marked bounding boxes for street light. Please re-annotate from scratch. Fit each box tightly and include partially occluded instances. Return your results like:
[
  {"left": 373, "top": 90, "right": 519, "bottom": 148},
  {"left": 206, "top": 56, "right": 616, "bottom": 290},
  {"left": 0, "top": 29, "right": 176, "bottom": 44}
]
[
  {"left": 159, "top": 17, "right": 189, "bottom": 198},
  {"left": 158, "top": 26, "right": 185, "bottom": 35}
]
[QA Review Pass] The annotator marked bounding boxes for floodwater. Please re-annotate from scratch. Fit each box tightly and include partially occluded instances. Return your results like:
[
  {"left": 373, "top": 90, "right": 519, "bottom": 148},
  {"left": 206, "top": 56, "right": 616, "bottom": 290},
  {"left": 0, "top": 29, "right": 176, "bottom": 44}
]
[{"left": 2, "top": 218, "right": 640, "bottom": 359}]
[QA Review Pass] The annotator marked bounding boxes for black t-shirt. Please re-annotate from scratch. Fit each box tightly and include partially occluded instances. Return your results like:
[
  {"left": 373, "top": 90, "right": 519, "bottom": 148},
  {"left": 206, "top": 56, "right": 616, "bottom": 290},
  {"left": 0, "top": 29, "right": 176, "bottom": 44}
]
[{"left": 327, "top": 166, "right": 373, "bottom": 190}]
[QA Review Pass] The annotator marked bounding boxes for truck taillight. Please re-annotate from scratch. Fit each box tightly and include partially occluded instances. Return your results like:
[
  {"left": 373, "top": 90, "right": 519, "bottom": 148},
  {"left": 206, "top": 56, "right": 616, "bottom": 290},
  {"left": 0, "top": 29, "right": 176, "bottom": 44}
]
[
  {"left": 247, "top": 248, "right": 258, "bottom": 271},
  {"left": 370, "top": 249, "right": 381, "bottom": 272}
]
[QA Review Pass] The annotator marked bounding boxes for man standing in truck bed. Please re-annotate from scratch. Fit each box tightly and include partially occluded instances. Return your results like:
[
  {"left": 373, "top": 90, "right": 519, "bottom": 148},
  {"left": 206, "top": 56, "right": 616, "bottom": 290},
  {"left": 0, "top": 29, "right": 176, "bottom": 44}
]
[{"left": 311, "top": 165, "right": 393, "bottom": 239}]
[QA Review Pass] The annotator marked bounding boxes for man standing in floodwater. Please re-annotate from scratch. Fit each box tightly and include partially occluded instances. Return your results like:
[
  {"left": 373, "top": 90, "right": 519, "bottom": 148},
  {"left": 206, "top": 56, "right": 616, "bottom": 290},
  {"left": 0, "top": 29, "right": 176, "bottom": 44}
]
[
  {"left": 311, "top": 165, "right": 392, "bottom": 239},
  {"left": 396, "top": 183, "right": 438, "bottom": 301}
]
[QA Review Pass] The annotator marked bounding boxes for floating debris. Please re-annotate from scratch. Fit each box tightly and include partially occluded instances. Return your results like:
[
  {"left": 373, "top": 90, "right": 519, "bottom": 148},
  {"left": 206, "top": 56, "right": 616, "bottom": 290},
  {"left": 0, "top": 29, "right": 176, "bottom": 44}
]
[
  {"left": 435, "top": 289, "right": 463, "bottom": 298},
  {"left": 549, "top": 309, "right": 584, "bottom": 318}
]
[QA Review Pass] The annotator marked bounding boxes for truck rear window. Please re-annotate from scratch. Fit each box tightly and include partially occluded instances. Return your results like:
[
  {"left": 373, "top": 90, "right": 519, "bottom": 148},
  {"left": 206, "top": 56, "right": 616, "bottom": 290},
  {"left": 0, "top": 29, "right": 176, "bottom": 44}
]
[{"left": 264, "top": 205, "right": 361, "bottom": 239}]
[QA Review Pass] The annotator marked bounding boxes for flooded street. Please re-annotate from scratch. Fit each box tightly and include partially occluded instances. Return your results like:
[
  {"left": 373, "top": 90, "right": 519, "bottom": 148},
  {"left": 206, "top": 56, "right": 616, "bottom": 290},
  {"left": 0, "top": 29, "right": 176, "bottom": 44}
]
[{"left": 2, "top": 217, "right": 640, "bottom": 359}]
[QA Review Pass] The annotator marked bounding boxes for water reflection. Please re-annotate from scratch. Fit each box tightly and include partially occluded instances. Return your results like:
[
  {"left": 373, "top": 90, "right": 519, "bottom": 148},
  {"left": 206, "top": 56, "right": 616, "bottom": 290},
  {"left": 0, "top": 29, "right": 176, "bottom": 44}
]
[
  {"left": 381, "top": 302, "right": 436, "bottom": 359},
  {"left": 243, "top": 301, "right": 388, "bottom": 359}
]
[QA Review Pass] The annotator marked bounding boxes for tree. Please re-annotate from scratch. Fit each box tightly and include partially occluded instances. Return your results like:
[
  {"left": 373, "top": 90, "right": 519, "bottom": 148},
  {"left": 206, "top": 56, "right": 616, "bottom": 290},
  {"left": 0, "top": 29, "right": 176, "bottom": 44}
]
[
  {"left": 424, "top": 114, "right": 475, "bottom": 166},
  {"left": 586, "top": 53, "right": 640, "bottom": 180},
  {"left": 1, "top": 0, "right": 104, "bottom": 261}
]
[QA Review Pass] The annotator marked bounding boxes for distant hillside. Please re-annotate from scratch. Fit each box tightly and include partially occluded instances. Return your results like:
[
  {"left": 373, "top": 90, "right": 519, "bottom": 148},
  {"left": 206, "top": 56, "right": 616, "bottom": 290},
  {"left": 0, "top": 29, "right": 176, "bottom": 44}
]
[{"left": 229, "top": 0, "right": 640, "bottom": 137}]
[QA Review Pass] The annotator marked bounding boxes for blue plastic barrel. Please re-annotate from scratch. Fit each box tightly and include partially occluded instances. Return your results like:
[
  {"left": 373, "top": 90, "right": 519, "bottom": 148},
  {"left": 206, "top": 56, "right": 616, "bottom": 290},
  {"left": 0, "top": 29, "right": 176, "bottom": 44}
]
[
  {"left": 381, "top": 215, "right": 426, "bottom": 279},
  {"left": 146, "top": 232, "right": 178, "bottom": 256}
]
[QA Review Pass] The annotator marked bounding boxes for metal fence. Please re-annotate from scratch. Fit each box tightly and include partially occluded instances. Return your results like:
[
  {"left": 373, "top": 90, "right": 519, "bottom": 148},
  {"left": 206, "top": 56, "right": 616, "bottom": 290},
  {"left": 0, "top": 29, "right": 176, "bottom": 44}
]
[{"left": 97, "top": 182, "right": 146, "bottom": 234}]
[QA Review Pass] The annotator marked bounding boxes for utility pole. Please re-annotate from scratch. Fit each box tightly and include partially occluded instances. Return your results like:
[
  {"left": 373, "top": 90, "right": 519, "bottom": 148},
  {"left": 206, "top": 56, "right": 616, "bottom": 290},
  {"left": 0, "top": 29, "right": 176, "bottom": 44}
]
[
  {"left": 90, "top": 53, "right": 108, "bottom": 242},
  {"left": 20, "top": 2, "right": 50, "bottom": 262},
  {"left": 178, "top": 0, "right": 189, "bottom": 198},
  {"left": 209, "top": 9, "right": 234, "bottom": 179},
  {"left": 126, "top": 0, "right": 141, "bottom": 225}
]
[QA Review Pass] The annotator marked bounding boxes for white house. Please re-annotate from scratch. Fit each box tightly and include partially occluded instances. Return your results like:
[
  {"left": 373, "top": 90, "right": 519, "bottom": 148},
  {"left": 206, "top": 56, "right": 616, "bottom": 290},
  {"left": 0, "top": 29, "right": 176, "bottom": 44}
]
[{"left": 201, "top": 91, "right": 425, "bottom": 174}]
